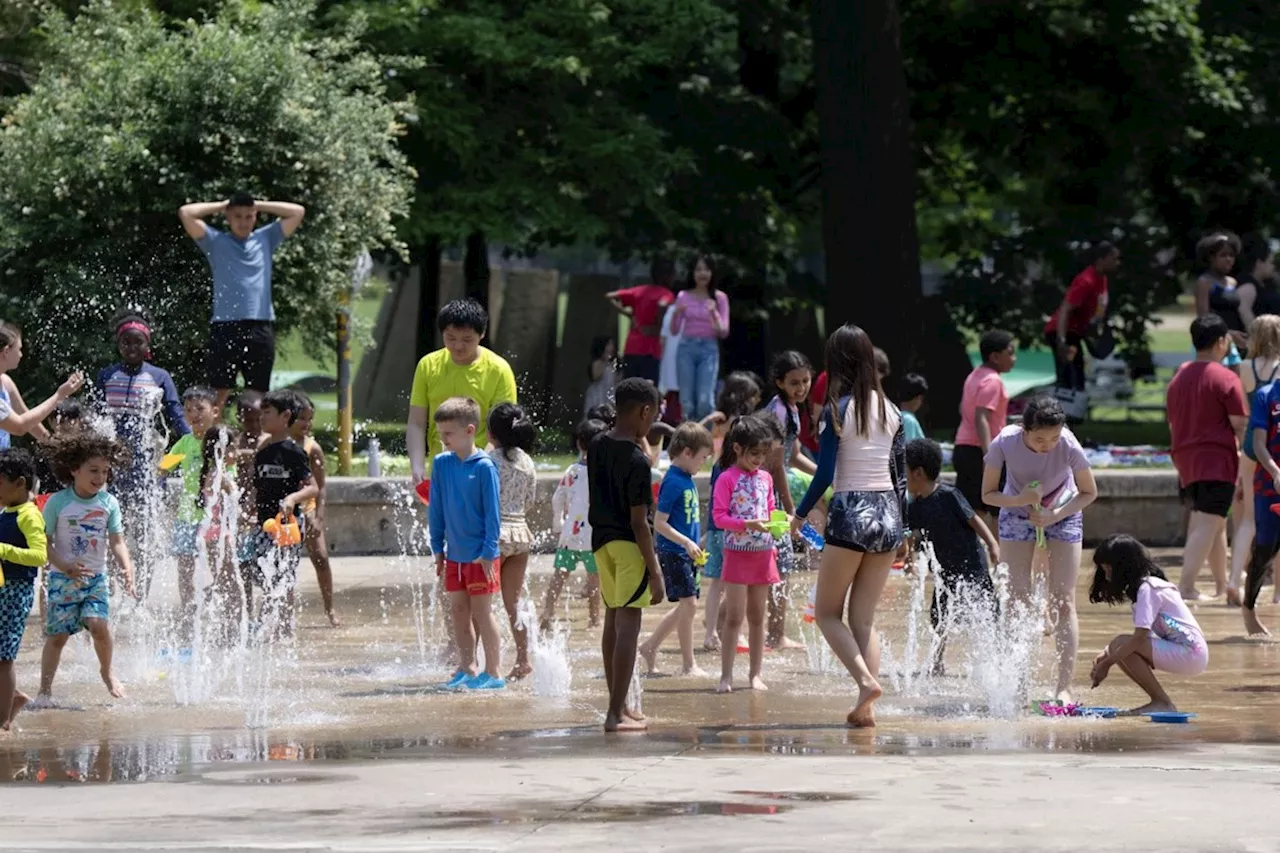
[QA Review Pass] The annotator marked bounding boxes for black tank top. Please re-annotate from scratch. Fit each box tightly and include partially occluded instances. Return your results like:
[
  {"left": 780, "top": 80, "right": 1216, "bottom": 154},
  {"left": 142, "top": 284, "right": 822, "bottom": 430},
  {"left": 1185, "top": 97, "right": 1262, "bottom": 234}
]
[{"left": 1207, "top": 275, "right": 1244, "bottom": 332}]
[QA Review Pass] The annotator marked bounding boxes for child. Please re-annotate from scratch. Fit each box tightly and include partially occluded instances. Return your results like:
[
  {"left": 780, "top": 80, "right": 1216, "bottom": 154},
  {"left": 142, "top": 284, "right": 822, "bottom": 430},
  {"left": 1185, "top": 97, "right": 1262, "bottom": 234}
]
[
  {"left": 639, "top": 421, "right": 714, "bottom": 676},
  {"left": 167, "top": 386, "right": 218, "bottom": 642},
  {"left": 0, "top": 448, "right": 46, "bottom": 730},
  {"left": 1089, "top": 533, "right": 1208, "bottom": 715},
  {"left": 899, "top": 373, "right": 928, "bottom": 442},
  {"left": 713, "top": 415, "right": 782, "bottom": 693},
  {"left": 36, "top": 433, "right": 137, "bottom": 704},
  {"left": 234, "top": 390, "right": 264, "bottom": 587},
  {"left": 249, "top": 390, "right": 318, "bottom": 639},
  {"left": 542, "top": 418, "right": 608, "bottom": 631},
  {"left": 289, "top": 394, "right": 339, "bottom": 627},
  {"left": 588, "top": 378, "right": 666, "bottom": 731},
  {"left": 904, "top": 438, "right": 999, "bottom": 674},
  {"left": 584, "top": 336, "right": 617, "bottom": 417},
  {"left": 199, "top": 424, "right": 246, "bottom": 639},
  {"left": 488, "top": 402, "right": 538, "bottom": 681},
  {"left": 428, "top": 397, "right": 505, "bottom": 690},
  {"left": 96, "top": 309, "right": 190, "bottom": 597},
  {"left": 36, "top": 400, "right": 85, "bottom": 498}
]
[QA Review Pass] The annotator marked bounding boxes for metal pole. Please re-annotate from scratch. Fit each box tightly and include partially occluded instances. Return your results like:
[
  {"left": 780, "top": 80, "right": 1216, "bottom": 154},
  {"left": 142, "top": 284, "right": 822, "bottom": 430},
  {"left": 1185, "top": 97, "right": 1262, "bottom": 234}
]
[{"left": 336, "top": 290, "right": 353, "bottom": 476}]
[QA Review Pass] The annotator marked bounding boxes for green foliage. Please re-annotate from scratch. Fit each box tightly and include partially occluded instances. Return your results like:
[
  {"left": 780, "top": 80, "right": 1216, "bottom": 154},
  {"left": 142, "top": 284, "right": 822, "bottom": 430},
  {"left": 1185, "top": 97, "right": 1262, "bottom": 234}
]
[{"left": 0, "top": 0, "right": 412, "bottom": 390}]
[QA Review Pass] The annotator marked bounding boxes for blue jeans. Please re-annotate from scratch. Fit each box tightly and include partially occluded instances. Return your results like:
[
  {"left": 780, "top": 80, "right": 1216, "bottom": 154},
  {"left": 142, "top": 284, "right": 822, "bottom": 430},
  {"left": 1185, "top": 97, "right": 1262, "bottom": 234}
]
[{"left": 677, "top": 336, "right": 719, "bottom": 421}]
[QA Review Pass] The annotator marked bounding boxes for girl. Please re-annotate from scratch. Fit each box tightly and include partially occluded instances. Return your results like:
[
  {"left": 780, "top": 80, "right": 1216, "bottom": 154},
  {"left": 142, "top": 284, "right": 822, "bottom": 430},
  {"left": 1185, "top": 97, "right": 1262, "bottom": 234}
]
[
  {"left": 542, "top": 418, "right": 607, "bottom": 631},
  {"left": 1089, "top": 534, "right": 1207, "bottom": 715},
  {"left": 658, "top": 302, "right": 683, "bottom": 425},
  {"left": 1230, "top": 315, "right": 1280, "bottom": 607},
  {"left": 583, "top": 336, "right": 617, "bottom": 418},
  {"left": 1194, "top": 232, "right": 1247, "bottom": 356},
  {"left": 35, "top": 432, "right": 137, "bottom": 705},
  {"left": 198, "top": 424, "right": 248, "bottom": 641},
  {"left": 713, "top": 415, "right": 779, "bottom": 693},
  {"left": 488, "top": 402, "right": 538, "bottom": 681},
  {"left": 981, "top": 395, "right": 1098, "bottom": 703},
  {"left": 794, "top": 325, "right": 906, "bottom": 728},
  {"left": 289, "top": 395, "right": 339, "bottom": 627},
  {"left": 702, "top": 371, "right": 762, "bottom": 651},
  {"left": 0, "top": 321, "right": 85, "bottom": 445},
  {"left": 671, "top": 255, "right": 730, "bottom": 421}
]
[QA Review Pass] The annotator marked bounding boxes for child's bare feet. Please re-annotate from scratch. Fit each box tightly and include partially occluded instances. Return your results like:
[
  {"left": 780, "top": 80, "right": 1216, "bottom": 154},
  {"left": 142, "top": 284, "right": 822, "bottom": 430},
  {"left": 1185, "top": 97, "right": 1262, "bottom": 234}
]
[
  {"left": 506, "top": 662, "right": 533, "bottom": 682},
  {"left": 682, "top": 665, "right": 709, "bottom": 678},
  {"left": 703, "top": 636, "right": 721, "bottom": 652},
  {"left": 847, "top": 680, "right": 883, "bottom": 728},
  {"left": 1120, "top": 699, "right": 1176, "bottom": 717},
  {"left": 326, "top": 611, "right": 343, "bottom": 628},
  {"left": 717, "top": 678, "right": 733, "bottom": 694},
  {"left": 750, "top": 675, "right": 768, "bottom": 691},
  {"left": 639, "top": 644, "right": 658, "bottom": 674},
  {"left": 102, "top": 672, "right": 126, "bottom": 699},
  {"left": 622, "top": 706, "right": 646, "bottom": 722},
  {"left": 1244, "top": 608, "right": 1271, "bottom": 637},
  {"left": 604, "top": 713, "right": 647, "bottom": 732},
  {"left": 1227, "top": 587, "right": 1242, "bottom": 608},
  {"left": 27, "top": 694, "right": 54, "bottom": 710},
  {"left": 775, "top": 636, "right": 806, "bottom": 651},
  {"left": 9, "top": 691, "right": 30, "bottom": 725}
]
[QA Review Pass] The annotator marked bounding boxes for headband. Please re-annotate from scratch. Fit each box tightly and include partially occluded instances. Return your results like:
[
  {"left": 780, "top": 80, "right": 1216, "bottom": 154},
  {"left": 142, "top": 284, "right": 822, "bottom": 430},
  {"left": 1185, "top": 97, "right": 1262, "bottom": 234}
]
[{"left": 116, "top": 320, "right": 151, "bottom": 342}]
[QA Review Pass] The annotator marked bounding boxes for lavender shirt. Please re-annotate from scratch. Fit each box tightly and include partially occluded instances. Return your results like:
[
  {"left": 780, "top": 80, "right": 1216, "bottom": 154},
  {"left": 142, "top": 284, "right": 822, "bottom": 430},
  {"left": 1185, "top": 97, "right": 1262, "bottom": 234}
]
[{"left": 983, "top": 424, "right": 1090, "bottom": 508}]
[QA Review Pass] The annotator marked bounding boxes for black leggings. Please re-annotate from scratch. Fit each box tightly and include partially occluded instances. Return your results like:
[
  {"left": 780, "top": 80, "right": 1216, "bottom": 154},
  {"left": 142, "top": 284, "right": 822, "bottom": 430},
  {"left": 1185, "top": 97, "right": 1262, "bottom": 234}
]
[{"left": 1246, "top": 540, "right": 1278, "bottom": 610}]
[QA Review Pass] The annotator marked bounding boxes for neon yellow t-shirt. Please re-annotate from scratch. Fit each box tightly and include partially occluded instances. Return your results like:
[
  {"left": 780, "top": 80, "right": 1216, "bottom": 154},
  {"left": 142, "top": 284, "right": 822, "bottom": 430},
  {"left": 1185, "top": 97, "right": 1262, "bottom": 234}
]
[
  {"left": 409, "top": 347, "right": 518, "bottom": 474},
  {"left": 169, "top": 432, "right": 205, "bottom": 523}
]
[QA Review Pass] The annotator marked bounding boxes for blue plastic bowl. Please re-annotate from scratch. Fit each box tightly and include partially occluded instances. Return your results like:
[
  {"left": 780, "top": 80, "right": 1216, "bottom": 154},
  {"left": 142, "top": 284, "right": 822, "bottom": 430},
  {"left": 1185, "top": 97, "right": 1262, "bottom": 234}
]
[{"left": 1147, "top": 711, "right": 1196, "bottom": 724}]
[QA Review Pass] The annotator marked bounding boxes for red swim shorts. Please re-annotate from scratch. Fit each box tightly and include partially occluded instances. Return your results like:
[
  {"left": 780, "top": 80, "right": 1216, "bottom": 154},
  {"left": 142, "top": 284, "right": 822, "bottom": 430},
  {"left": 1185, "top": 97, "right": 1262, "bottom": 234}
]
[{"left": 441, "top": 559, "right": 501, "bottom": 596}]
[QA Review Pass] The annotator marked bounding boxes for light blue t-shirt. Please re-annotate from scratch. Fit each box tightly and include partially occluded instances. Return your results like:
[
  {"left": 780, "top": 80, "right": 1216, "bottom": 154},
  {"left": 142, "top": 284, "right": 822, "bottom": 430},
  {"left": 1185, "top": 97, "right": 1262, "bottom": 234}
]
[
  {"left": 902, "top": 410, "right": 925, "bottom": 443},
  {"left": 196, "top": 220, "right": 285, "bottom": 322},
  {"left": 42, "top": 488, "right": 124, "bottom": 576}
]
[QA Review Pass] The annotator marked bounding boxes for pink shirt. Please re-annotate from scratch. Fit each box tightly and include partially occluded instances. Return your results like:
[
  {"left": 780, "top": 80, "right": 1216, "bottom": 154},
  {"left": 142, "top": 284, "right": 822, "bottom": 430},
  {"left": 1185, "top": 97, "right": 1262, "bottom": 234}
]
[
  {"left": 712, "top": 465, "right": 775, "bottom": 552},
  {"left": 672, "top": 290, "right": 730, "bottom": 340},
  {"left": 1133, "top": 577, "right": 1203, "bottom": 642},
  {"left": 955, "top": 365, "right": 1008, "bottom": 447}
]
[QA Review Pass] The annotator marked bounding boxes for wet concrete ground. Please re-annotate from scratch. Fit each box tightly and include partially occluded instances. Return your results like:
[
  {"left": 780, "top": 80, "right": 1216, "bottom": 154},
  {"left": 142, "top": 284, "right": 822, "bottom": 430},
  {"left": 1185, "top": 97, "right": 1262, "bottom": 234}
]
[{"left": 3, "top": 549, "right": 1280, "bottom": 850}]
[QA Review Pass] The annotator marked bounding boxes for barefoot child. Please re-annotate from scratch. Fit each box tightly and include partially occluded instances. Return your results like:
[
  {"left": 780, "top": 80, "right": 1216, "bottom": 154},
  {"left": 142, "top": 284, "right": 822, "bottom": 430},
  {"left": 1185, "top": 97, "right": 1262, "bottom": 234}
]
[
  {"left": 542, "top": 418, "right": 607, "bottom": 631},
  {"left": 429, "top": 397, "right": 505, "bottom": 690},
  {"left": 249, "top": 391, "right": 317, "bottom": 639},
  {"left": 714, "top": 415, "right": 783, "bottom": 693},
  {"left": 588, "top": 379, "right": 666, "bottom": 730},
  {"left": 233, "top": 391, "right": 263, "bottom": 606},
  {"left": 488, "top": 402, "right": 538, "bottom": 680},
  {"left": 37, "top": 433, "right": 137, "bottom": 703},
  {"left": 1089, "top": 533, "right": 1208, "bottom": 714},
  {"left": 289, "top": 395, "right": 339, "bottom": 627},
  {"left": 0, "top": 449, "right": 46, "bottom": 730},
  {"left": 640, "top": 421, "right": 714, "bottom": 676},
  {"left": 166, "top": 386, "right": 217, "bottom": 643},
  {"left": 904, "top": 438, "right": 999, "bottom": 674}
]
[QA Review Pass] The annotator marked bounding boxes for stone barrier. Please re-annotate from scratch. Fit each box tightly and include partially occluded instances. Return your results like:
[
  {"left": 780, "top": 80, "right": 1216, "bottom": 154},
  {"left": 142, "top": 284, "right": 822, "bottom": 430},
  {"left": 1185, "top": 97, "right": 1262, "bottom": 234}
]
[{"left": 322, "top": 469, "right": 1185, "bottom": 556}]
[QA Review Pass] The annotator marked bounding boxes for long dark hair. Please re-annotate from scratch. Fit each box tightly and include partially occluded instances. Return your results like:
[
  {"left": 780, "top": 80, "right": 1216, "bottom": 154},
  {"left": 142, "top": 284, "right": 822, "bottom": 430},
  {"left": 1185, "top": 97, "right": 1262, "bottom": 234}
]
[
  {"left": 687, "top": 254, "right": 718, "bottom": 299},
  {"left": 824, "top": 324, "right": 886, "bottom": 437},
  {"left": 717, "top": 414, "right": 773, "bottom": 471},
  {"left": 717, "top": 371, "right": 763, "bottom": 420},
  {"left": 587, "top": 335, "right": 615, "bottom": 380},
  {"left": 488, "top": 402, "right": 538, "bottom": 460},
  {"left": 1089, "top": 533, "right": 1167, "bottom": 605}
]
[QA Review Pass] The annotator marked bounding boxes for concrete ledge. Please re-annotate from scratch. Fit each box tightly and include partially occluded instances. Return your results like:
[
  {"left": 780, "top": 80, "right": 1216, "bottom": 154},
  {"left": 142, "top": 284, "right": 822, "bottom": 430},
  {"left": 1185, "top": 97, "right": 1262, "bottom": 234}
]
[{"left": 323, "top": 469, "right": 1185, "bottom": 555}]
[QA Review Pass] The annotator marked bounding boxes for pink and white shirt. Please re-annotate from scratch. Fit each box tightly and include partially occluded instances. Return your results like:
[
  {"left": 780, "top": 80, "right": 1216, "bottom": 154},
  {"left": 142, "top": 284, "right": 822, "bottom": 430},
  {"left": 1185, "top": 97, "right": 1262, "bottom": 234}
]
[{"left": 712, "top": 465, "right": 775, "bottom": 552}]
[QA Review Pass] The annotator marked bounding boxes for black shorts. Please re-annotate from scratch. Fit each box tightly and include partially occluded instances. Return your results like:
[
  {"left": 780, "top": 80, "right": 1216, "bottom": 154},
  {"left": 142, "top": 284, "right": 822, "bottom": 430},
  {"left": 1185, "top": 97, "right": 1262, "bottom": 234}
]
[
  {"left": 658, "top": 551, "right": 698, "bottom": 602},
  {"left": 622, "top": 354, "right": 660, "bottom": 384},
  {"left": 952, "top": 444, "right": 1003, "bottom": 516},
  {"left": 208, "top": 321, "right": 275, "bottom": 391},
  {"left": 1180, "top": 481, "right": 1234, "bottom": 518}
]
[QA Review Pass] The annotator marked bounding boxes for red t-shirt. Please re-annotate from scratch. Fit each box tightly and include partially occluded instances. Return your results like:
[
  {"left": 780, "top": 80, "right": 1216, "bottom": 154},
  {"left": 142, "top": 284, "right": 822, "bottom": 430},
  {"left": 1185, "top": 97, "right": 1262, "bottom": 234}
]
[
  {"left": 802, "top": 371, "right": 830, "bottom": 452},
  {"left": 617, "top": 284, "right": 674, "bottom": 359},
  {"left": 1045, "top": 266, "right": 1108, "bottom": 338},
  {"left": 1166, "top": 360, "right": 1246, "bottom": 486}
]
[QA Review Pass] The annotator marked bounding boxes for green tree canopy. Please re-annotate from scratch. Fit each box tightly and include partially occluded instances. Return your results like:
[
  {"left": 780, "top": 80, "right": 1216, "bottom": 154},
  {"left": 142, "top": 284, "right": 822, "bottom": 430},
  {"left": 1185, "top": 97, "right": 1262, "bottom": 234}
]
[{"left": 0, "top": 0, "right": 412, "bottom": 390}]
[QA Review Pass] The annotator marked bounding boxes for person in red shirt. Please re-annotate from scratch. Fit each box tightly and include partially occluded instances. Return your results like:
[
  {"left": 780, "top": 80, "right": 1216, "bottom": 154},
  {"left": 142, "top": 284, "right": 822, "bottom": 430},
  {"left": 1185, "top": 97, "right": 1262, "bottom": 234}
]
[
  {"left": 1045, "top": 242, "right": 1120, "bottom": 390},
  {"left": 606, "top": 258, "right": 677, "bottom": 384},
  {"left": 1166, "top": 314, "right": 1247, "bottom": 601}
]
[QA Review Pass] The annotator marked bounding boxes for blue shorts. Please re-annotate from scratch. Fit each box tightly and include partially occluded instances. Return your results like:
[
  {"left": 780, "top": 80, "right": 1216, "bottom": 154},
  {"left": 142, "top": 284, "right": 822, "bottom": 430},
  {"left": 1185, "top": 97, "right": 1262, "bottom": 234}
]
[
  {"left": 0, "top": 578, "right": 36, "bottom": 661},
  {"left": 658, "top": 551, "right": 699, "bottom": 601},
  {"left": 46, "top": 572, "right": 109, "bottom": 637},
  {"left": 171, "top": 520, "right": 200, "bottom": 557},
  {"left": 1255, "top": 495, "right": 1280, "bottom": 546},
  {"left": 998, "top": 509, "right": 1084, "bottom": 544},
  {"left": 703, "top": 531, "right": 725, "bottom": 580}
]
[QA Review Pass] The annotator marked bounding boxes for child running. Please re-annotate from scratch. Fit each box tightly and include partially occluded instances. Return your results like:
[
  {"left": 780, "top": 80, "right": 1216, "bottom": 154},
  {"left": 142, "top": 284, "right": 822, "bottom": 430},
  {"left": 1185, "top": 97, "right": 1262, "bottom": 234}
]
[
  {"left": 588, "top": 378, "right": 666, "bottom": 731},
  {"left": 0, "top": 449, "right": 46, "bottom": 730},
  {"left": 289, "top": 394, "right": 339, "bottom": 627},
  {"left": 640, "top": 421, "right": 714, "bottom": 676},
  {"left": 488, "top": 402, "right": 538, "bottom": 681},
  {"left": 904, "top": 438, "right": 999, "bottom": 674},
  {"left": 1089, "top": 533, "right": 1208, "bottom": 715},
  {"left": 249, "top": 391, "right": 317, "bottom": 639},
  {"left": 542, "top": 418, "right": 608, "bottom": 631},
  {"left": 166, "top": 386, "right": 218, "bottom": 643},
  {"left": 714, "top": 415, "right": 783, "bottom": 693},
  {"left": 429, "top": 397, "right": 505, "bottom": 690},
  {"left": 36, "top": 433, "right": 136, "bottom": 704}
]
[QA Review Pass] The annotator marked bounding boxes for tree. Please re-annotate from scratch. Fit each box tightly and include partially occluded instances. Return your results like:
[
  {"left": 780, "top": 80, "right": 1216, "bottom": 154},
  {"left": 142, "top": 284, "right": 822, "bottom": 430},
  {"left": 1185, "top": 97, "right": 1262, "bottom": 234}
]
[{"left": 0, "top": 0, "right": 413, "bottom": 390}]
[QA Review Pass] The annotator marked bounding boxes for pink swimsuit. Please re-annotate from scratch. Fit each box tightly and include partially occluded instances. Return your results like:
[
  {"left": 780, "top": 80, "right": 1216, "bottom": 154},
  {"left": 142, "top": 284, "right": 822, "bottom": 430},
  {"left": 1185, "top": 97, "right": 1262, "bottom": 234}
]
[
  {"left": 712, "top": 465, "right": 779, "bottom": 586},
  {"left": 1134, "top": 577, "right": 1208, "bottom": 676}
]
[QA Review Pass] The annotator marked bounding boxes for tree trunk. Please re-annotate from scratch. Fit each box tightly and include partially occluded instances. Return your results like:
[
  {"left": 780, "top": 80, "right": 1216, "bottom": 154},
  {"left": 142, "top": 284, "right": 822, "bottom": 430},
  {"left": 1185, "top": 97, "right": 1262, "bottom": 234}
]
[
  {"left": 811, "top": 0, "right": 968, "bottom": 425},
  {"left": 463, "top": 231, "right": 490, "bottom": 310},
  {"left": 413, "top": 237, "right": 442, "bottom": 360}
]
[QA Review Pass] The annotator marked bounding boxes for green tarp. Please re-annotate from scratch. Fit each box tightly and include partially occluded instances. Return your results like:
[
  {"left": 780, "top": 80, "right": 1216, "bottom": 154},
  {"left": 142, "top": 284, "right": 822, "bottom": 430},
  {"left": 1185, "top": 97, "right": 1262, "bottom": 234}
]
[{"left": 967, "top": 350, "right": 1058, "bottom": 399}]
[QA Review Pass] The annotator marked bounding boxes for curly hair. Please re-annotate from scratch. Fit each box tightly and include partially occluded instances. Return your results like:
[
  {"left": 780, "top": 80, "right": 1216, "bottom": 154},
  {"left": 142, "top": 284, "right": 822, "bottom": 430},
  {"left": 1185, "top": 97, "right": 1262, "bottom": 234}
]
[{"left": 44, "top": 432, "right": 130, "bottom": 487}]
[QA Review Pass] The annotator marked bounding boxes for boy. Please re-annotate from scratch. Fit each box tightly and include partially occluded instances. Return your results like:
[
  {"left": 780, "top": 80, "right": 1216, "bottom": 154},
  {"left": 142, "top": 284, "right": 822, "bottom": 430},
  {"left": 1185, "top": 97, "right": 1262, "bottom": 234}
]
[
  {"left": 900, "top": 373, "right": 928, "bottom": 443},
  {"left": 166, "top": 386, "right": 218, "bottom": 643},
  {"left": 250, "top": 390, "right": 317, "bottom": 638},
  {"left": 904, "top": 439, "right": 999, "bottom": 674},
  {"left": 290, "top": 394, "right": 339, "bottom": 627},
  {"left": 639, "top": 421, "right": 714, "bottom": 677},
  {"left": 234, "top": 390, "right": 264, "bottom": 585},
  {"left": 588, "top": 378, "right": 667, "bottom": 732},
  {"left": 427, "top": 397, "right": 505, "bottom": 690},
  {"left": 542, "top": 417, "right": 609, "bottom": 632},
  {"left": 953, "top": 329, "right": 1016, "bottom": 520},
  {"left": 0, "top": 448, "right": 46, "bottom": 730}
]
